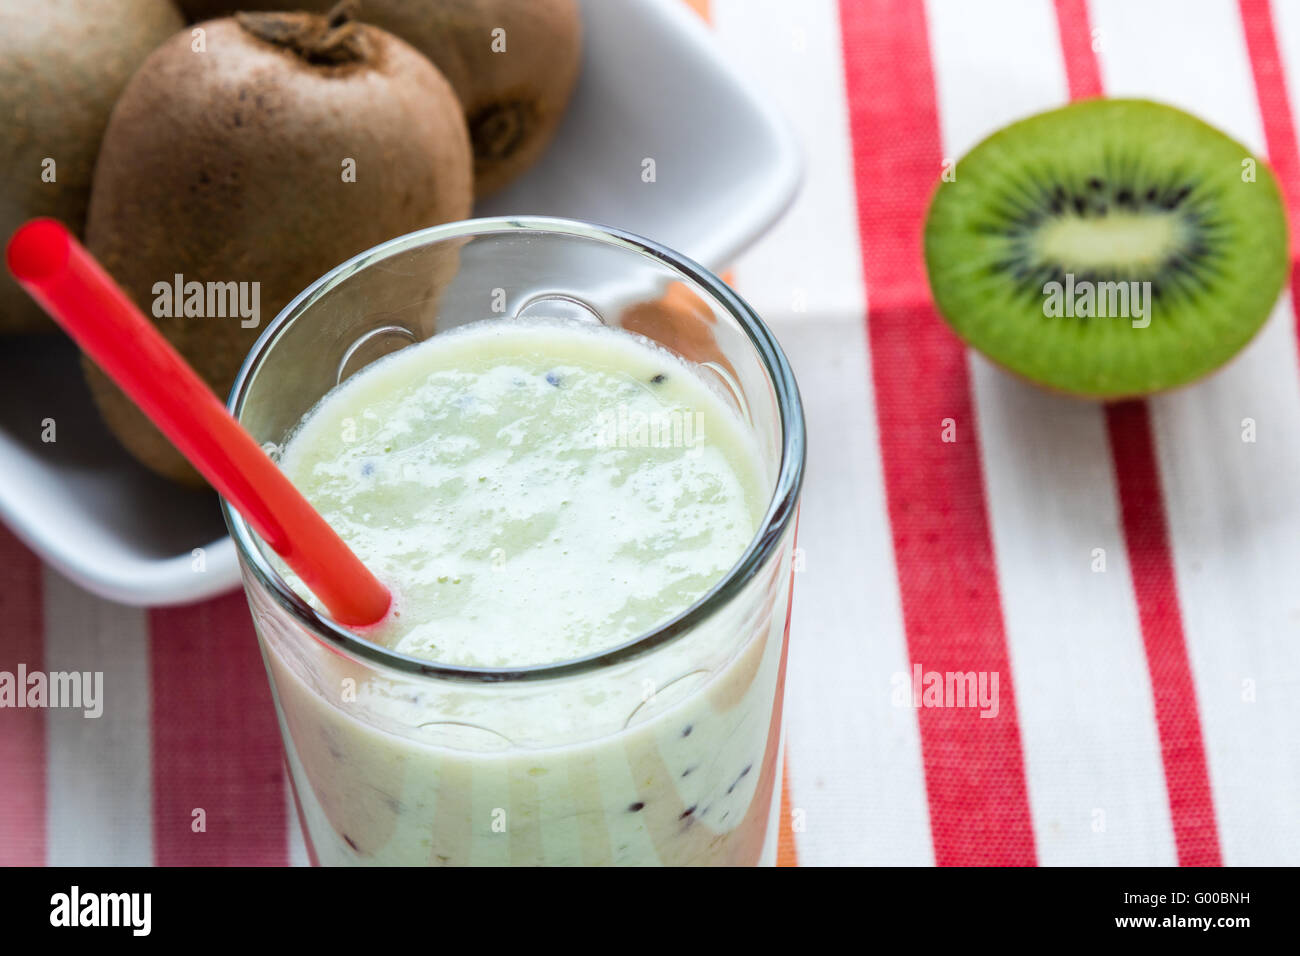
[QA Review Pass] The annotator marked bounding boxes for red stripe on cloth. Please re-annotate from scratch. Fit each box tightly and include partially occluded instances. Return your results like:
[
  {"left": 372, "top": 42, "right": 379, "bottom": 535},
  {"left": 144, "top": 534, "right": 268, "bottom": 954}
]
[
  {"left": 0, "top": 527, "right": 45, "bottom": 865},
  {"left": 1240, "top": 0, "right": 1300, "bottom": 226},
  {"left": 1105, "top": 404, "right": 1222, "bottom": 865},
  {"left": 150, "top": 591, "right": 286, "bottom": 865},
  {"left": 1053, "top": 0, "right": 1223, "bottom": 867},
  {"left": 1054, "top": 0, "right": 1105, "bottom": 99},
  {"left": 1239, "top": 0, "right": 1300, "bottom": 371},
  {"left": 838, "top": 0, "right": 1037, "bottom": 865}
]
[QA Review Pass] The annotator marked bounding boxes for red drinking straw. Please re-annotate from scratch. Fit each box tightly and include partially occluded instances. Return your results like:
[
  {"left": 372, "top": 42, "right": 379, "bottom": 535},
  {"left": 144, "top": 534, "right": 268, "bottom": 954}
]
[{"left": 6, "top": 219, "right": 391, "bottom": 627}]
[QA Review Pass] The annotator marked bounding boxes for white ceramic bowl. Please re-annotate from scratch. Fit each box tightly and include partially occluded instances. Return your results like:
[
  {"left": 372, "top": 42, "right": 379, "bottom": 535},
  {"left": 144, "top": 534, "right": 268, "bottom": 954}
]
[{"left": 0, "top": 0, "right": 801, "bottom": 605}]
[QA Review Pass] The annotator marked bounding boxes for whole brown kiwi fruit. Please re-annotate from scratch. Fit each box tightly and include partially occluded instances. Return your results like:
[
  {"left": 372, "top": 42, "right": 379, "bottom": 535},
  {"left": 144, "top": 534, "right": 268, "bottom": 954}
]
[
  {"left": 84, "top": 4, "right": 472, "bottom": 486},
  {"left": 177, "top": 0, "right": 583, "bottom": 197},
  {"left": 0, "top": 0, "right": 185, "bottom": 333}
]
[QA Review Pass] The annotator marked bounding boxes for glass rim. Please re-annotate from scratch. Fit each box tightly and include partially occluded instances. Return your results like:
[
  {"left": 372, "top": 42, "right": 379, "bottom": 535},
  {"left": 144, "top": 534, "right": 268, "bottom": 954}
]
[{"left": 221, "top": 216, "right": 806, "bottom": 684}]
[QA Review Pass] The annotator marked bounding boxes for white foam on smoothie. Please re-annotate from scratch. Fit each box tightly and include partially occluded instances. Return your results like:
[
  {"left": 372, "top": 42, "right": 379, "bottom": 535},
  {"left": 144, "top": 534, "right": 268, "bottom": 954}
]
[{"left": 276, "top": 318, "right": 766, "bottom": 667}]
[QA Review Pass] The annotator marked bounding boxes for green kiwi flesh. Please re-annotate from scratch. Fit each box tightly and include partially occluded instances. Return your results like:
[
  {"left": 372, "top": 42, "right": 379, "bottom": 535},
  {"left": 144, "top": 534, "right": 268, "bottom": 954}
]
[{"left": 924, "top": 99, "right": 1290, "bottom": 398}]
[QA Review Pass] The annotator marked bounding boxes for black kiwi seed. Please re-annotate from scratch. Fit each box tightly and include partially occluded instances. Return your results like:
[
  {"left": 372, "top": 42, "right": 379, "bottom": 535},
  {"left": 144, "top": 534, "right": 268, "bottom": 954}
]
[
  {"left": 727, "top": 763, "right": 754, "bottom": 795},
  {"left": 627, "top": 801, "right": 645, "bottom": 813}
]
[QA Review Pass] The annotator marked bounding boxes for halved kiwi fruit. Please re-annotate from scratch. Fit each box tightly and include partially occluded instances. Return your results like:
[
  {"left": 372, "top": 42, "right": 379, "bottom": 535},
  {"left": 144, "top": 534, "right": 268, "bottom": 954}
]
[{"left": 924, "top": 99, "right": 1289, "bottom": 398}]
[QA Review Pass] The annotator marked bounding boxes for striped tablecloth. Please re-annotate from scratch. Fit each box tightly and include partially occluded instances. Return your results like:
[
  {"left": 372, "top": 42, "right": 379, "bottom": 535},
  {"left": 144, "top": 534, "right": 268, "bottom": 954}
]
[{"left": 3, "top": 0, "right": 1299, "bottom": 866}]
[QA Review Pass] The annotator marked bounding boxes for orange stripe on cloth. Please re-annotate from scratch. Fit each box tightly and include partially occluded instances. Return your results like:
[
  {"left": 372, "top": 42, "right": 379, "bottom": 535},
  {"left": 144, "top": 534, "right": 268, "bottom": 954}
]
[
  {"left": 684, "top": 0, "right": 712, "bottom": 21},
  {"left": 777, "top": 758, "right": 798, "bottom": 867}
]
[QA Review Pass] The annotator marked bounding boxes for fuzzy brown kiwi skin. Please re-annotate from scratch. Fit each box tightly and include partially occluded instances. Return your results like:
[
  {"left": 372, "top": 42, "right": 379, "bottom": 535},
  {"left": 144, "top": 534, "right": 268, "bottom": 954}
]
[
  {"left": 0, "top": 0, "right": 185, "bottom": 334},
  {"left": 385, "top": 0, "right": 582, "bottom": 198},
  {"left": 84, "top": 13, "right": 472, "bottom": 487},
  {"left": 177, "top": 0, "right": 583, "bottom": 198}
]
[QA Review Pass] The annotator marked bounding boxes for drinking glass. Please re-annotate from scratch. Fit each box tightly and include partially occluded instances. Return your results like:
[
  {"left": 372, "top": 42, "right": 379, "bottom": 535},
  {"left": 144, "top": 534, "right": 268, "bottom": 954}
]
[{"left": 222, "top": 218, "right": 806, "bottom": 866}]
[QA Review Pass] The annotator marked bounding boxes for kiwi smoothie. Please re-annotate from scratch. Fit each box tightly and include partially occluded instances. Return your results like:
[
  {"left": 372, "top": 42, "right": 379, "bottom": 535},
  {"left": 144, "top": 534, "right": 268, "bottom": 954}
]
[{"left": 260, "top": 318, "right": 791, "bottom": 865}]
